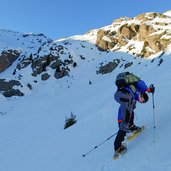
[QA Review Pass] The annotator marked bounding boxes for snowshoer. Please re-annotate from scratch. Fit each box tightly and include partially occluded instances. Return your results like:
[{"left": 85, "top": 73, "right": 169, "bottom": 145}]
[{"left": 113, "top": 72, "right": 155, "bottom": 155}]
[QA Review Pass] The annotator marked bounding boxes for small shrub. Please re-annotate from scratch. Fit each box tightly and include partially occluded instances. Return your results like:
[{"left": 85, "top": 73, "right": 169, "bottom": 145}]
[{"left": 64, "top": 112, "right": 77, "bottom": 129}]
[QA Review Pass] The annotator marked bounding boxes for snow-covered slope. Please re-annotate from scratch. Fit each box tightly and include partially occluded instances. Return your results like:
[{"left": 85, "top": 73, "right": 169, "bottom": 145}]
[
  {"left": 0, "top": 11, "right": 171, "bottom": 171},
  {"left": 0, "top": 29, "right": 51, "bottom": 53},
  {"left": 0, "top": 43, "right": 171, "bottom": 171}
]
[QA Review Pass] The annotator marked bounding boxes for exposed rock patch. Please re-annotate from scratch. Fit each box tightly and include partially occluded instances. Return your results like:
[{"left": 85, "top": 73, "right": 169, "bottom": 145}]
[{"left": 96, "top": 12, "right": 171, "bottom": 57}]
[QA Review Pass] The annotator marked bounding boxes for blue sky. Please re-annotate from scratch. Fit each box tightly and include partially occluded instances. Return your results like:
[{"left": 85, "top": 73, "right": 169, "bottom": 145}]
[{"left": 0, "top": 0, "right": 170, "bottom": 40}]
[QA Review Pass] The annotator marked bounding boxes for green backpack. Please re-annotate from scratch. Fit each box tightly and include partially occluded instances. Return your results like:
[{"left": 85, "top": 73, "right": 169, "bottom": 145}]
[{"left": 115, "top": 72, "right": 140, "bottom": 88}]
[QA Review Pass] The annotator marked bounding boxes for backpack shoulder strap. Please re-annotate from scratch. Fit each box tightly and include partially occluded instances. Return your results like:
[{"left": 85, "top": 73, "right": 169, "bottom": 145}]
[{"left": 124, "top": 85, "right": 136, "bottom": 98}]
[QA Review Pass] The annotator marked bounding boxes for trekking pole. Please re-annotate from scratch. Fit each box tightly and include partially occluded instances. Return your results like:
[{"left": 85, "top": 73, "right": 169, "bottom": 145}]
[
  {"left": 151, "top": 84, "right": 156, "bottom": 143},
  {"left": 82, "top": 131, "right": 118, "bottom": 157}
]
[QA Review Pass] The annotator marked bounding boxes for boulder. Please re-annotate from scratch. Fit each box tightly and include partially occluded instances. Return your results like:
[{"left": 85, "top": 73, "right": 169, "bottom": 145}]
[{"left": 96, "top": 59, "right": 120, "bottom": 75}]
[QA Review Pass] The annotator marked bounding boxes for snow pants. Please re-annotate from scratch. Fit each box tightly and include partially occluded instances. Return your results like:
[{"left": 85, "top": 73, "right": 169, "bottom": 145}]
[
  {"left": 114, "top": 89, "right": 135, "bottom": 151},
  {"left": 114, "top": 113, "right": 135, "bottom": 151}
]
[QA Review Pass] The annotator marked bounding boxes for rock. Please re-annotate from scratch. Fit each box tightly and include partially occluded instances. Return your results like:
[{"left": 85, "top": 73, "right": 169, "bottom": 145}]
[
  {"left": 41, "top": 73, "right": 51, "bottom": 81},
  {"left": 124, "top": 62, "right": 133, "bottom": 69},
  {"left": 96, "top": 12, "right": 171, "bottom": 57},
  {"left": 0, "top": 50, "right": 20, "bottom": 72},
  {"left": 54, "top": 67, "right": 68, "bottom": 79},
  {"left": 27, "top": 83, "right": 32, "bottom": 90},
  {"left": 147, "top": 34, "right": 162, "bottom": 51},
  {"left": 50, "top": 60, "right": 61, "bottom": 69},
  {"left": 120, "top": 24, "right": 136, "bottom": 40},
  {"left": 97, "top": 59, "right": 120, "bottom": 74},
  {"left": 0, "top": 79, "right": 24, "bottom": 97}
]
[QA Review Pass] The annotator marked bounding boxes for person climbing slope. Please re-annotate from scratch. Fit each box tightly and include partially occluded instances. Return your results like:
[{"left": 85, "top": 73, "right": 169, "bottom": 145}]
[{"left": 113, "top": 72, "right": 155, "bottom": 157}]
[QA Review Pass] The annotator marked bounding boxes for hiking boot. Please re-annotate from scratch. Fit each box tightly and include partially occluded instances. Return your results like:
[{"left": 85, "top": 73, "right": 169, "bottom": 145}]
[
  {"left": 113, "top": 144, "right": 127, "bottom": 160},
  {"left": 116, "top": 144, "right": 127, "bottom": 154},
  {"left": 129, "top": 124, "right": 142, "bottom": 132}
]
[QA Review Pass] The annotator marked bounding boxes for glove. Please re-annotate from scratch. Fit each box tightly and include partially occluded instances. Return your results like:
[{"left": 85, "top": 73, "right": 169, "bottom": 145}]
[{"left": 148, "top": 84, "right": 155, "bottom": 93}]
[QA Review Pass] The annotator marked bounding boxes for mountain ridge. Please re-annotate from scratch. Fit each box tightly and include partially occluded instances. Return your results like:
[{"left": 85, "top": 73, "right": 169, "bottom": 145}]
[{"left": 0, "top": 11, "right": 170, "bottom": 97}]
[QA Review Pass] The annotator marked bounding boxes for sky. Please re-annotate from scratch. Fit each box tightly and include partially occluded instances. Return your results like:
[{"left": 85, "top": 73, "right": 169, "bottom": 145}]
[{"left": 0, "top": 0, "right": 170, "bottom": 40}]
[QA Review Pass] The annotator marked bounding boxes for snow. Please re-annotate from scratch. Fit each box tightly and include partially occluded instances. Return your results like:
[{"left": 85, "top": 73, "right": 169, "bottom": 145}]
[
  {"left": 0, "top": 40, "right": 171, "bottom": 171},
  {"left": 0, "top": 13, "right": 171, "bottom": 170},
  {"left": 164, "top": 10, "right": 171, "bottom": 17}
]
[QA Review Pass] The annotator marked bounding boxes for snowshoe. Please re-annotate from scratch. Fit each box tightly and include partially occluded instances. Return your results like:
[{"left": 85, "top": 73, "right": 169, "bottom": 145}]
[{"left": 127, "top": 126, "right": 145, "bottom": 141}]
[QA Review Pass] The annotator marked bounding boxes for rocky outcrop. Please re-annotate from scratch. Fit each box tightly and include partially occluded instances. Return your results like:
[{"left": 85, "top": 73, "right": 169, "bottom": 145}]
[
  {"left": 96, "top": 12, "right": 171, "bottom": 57},
  {"left": 31, "top": 52, "right": 72, "bottom": 80},
  {"left": 0, "top": 79, "right": 24, "bottom": 97},
  {"left": 14, "top": 44, "right": 74, "bottom": 82},
  {"left": 96, "top": 59, "right": 120, "bottom": 74},
  {"left": 31, "top": 54, "right": 54, "bottom": 76},
  {"left": 0, "top": 50, "right": 20, "bottom": 72}
]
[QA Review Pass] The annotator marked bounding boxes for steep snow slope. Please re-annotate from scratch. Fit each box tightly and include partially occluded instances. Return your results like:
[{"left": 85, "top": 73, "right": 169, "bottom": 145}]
[{"left": 0, "top": 42, "right": 171, "bottom": 171}]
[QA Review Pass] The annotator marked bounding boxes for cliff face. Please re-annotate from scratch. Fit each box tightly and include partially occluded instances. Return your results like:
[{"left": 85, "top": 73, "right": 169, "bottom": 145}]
[{"left": 96, "top": 12, "right": 171, "bottom": 57}]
